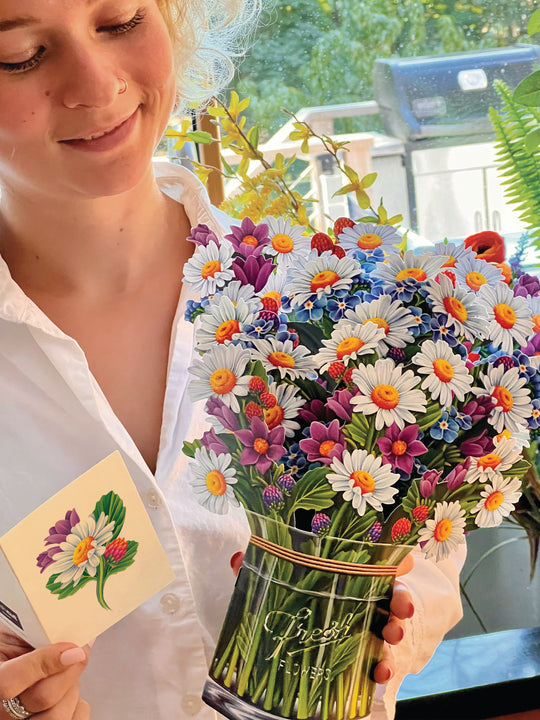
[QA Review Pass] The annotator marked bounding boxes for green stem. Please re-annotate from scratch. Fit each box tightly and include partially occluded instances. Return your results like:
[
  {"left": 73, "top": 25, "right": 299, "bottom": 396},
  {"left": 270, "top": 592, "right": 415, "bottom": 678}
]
[
  {"left": 213, "top": 632, "right": 237, "bottom": 678},
  {"left": 95, "top": 557, "right": 110, "bottom": 610},
  {"left": 224, "top": 645, "right": 240, "bottom": 688}
]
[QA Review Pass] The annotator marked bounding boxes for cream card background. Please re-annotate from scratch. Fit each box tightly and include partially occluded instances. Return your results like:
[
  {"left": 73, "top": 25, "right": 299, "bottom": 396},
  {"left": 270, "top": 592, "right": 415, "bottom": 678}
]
[{"left": 0, "top": 452, "right": 175, "bottom": 647}]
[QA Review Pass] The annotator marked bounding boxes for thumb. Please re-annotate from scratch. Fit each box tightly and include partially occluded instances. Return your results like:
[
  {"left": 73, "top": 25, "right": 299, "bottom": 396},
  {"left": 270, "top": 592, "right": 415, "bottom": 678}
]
[{"left": 0, "top": 644, "right": 86, "bottom": 700}]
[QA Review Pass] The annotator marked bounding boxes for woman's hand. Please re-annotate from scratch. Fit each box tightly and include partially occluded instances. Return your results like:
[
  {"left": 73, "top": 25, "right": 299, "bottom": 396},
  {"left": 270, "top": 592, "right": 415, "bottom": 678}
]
[
  {"left": 230, "top": 551, "right": 415, "bottom": 687},
  {"left": 0, "top": 626, "right": 91, "bottom": 720}
]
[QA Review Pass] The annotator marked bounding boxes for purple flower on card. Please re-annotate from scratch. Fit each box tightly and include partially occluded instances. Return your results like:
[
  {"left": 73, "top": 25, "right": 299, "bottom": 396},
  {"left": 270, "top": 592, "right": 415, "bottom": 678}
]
[
  {"left": 419, "top": 469, "right": 443, "bottom": 499},
  {"left": 235, "top": 416, "right": 286, "bottom": 475},
  {"left": 521, "top": 332, "right": 540, "bottom": 358},
  {"left": 232, "top": 253, "right": 276, "bottom": 293},
  {"left": 226, "top": 218, "right": 270, "bottom": 257},
  {"left": 377, "top": 423, "right": 427, "bottom": 475},
  {"left": 326, "top": 388, "right": 359, "bottom": 423},
  {"left": 513, "top": 273, "right": 540, "bottom": 298},
  {"left": 299, "top": 419, "right": 346, "bottom": 465},
  {"left": 36, "top": 509, "right": 80, "bottom": 573},
  {"left": 187, "top": 223, "right": 219, "bottom": 247},
  {"left": 461, "top": 396, "right": 494, "bottom": 424},
  {"left": 262, "top": 485, "right": 284, "bottom": 511},
  {"left": 298, "top": 399, "right": 337, "bottom": 425},
  {"left": 311, "top": 513, "right": 332, "bottom": 536},
  {"left": 444, "top": 458, "right": 471, "bottom": 491},
  {"left": 205, "top": 396, "right": 239, "bottom": 432},
  {"left": 460, "top": 430, "right": 494, "bottom": 457},
  {"left": 200, "top": 427, "right": 229, "bottom": 455}
]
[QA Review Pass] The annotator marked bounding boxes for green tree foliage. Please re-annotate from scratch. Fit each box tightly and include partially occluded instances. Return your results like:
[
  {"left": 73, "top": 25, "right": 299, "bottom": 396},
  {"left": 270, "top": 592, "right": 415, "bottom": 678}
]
[{"left": 232, "top": 0, "right": 539, "bottom": 138}]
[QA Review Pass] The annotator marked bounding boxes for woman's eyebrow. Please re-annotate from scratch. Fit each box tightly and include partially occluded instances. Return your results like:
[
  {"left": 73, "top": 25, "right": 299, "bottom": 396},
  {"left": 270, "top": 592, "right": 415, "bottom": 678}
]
[{"left": 0, "top": 17, "right": 38, "bottom": 32}]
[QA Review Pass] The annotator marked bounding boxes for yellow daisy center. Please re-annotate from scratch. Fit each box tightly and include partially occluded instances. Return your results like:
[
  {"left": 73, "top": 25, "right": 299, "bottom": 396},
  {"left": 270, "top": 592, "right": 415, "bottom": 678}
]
[
  {"left": 263, "top": 290, "right": 282, "bottom": 308},
  {"left": 433, "top": 358, "right": 454, "bottom": 383},
  {"left": 272, "top": 233, "right": 294, "bottom": 253},
  {"left": 73, "top": 536, "right": 94, "bottom": 566},
  {"left": 319, "top": 440, "right": 336, "bottom": 457},
  {"left": 357, "top": 233, "right": 382, "bottom": 250},
  {"left": 264, "top": 405, "right": 285, "bottom": 430},
  {"left": 391, "top": 440, "right": 407, "bottom": 456},
  {"left": 336, "top": 337, "right": 364, "bottom": 360},
  {"left": 396, "top": 267, "right": 427, "bottom": 282},
  {"left": 215, "top": 319, "right": 240, "bottom": 344},
  {"left": 310, "top": 270, "right": 341, "bottom": 292},
  {"left": 242, "top": 234, "right": 259, "bottom": 247},
  {"left": 364, "top": 317, "right": 390, "bottom": 335},
  {"left": 209, "top": 368, "right": 237, "bottom": 395},
  {"left": 371, "top": 383, "right": 400, "bottom": 410},
  {"left": 254, "top": 438, "right": 269, "bottom": 454},
  {"left": 350, "top": 470, "right": 376, "bottom": 494},
  {"left": 205, "top": 470, "right": 227, "bottom": 496},
  {"left": 492, "top": 385, "right": 514, "bottom": 413},
  {"left": 268, "top": 351, "right": 295, "bottom": 369},
  {"left": 465, "top": 271, "right": 487, "bottom": 291},
  {"left": 533, "top": 314, "right": 540, "bottom": 333},
  {"left": 493, "top": 303, "right": 517, "bottom": 329},
  {"left": 477, "top": 453, "right": 502, "bottom": 470},
  {"left": 433, "top": 518, "right": 453, "bottom": 542},
  {"left": 441, "top": 254, "right": 456, "bottom": 268},
  {"left": 484, "top": 490, "right": 504, "bottom": 511},
  {"left": 443, "top": 296, "right": 468, "bottom": 323},
  {"left": 201, "top": 259, "right": 222, "bottom": 280}
]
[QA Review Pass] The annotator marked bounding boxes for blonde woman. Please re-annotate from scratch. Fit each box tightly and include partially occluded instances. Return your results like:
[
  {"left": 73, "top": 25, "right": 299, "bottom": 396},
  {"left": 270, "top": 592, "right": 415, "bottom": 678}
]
[{"left": 0, "top": 1, "right": 464, "bottom": 718}]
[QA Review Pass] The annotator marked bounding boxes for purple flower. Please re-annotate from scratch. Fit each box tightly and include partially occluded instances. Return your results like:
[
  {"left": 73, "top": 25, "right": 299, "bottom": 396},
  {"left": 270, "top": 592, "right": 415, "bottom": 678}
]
[
  {"left": 299, "top": 399, "right": 337, "bottom": 425},
  {"left": 200, "top": 427, "right": 229, "bottom": 455},
  {"left": 521, "top": 332, "right": 540, "bottom": 357},
  {"left": 299, "top": 419, "right": 346, "bottom": 465},
  {"left": 36, "top": 509, "right": 80, "bottom": 573},
  {"left": 461, "top": 396, "right": 494, "bottom": 424},
  {"left": 311, "top": 513, "right": 332, "bottom": 536},
  {"left": 277, "top": 473, "right": 295, "bottom": 495},
  {"left": 232, "top": 253, "right": 276, "bottom": 293},
  {"left": 377, "top": 423, "right": 427, "bottom": 475},
  {"left": 262, "top": 485, "right": 284, "bottom": 511},
  {"left": 444, "top": 459, "right": 471, "bottom": 491},
  {"left": 187, "top": 223, "right": 219, "bottom": 247},
  {"left": 205, "top": 397, "right": 239, "bottom": 432},
  {"left": 367, "top": 521, "right": 382, "bottom": 542},
  {"left": 226, "top": 218, "right": 270, "bottom": 257},
  {"left": 419, "top": 469, "right": 442, "bottom": 499},
  {"left": 326, "top": 388, "right": 358, "bottom": 423},
  {"left": 513, "top": 273, "right": 540, "bottom": 298},
  {"left": 235, "top": 416, "right": 286, "bottom": 475},
  {"left": 460, "top": 430, "right": 494, "bottom": 457}
]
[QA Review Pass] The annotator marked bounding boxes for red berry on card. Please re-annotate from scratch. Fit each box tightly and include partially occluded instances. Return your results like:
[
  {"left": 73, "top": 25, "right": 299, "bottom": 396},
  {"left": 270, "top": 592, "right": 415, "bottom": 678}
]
[{"left": 391, "top": 518, "right": 412, "bottom": 543}]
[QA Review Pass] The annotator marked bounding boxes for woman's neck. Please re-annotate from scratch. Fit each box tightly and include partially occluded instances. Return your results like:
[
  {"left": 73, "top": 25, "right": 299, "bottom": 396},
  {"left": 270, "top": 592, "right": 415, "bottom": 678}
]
[{"left": 0, "top": 168, "right": 189, "bottom": 298}]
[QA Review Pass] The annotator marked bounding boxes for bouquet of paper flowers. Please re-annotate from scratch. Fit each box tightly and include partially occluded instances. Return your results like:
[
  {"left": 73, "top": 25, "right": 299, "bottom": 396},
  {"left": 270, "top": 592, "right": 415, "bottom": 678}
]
[{"left": 182, "top": 215, "right": 538, "bottom": 720}]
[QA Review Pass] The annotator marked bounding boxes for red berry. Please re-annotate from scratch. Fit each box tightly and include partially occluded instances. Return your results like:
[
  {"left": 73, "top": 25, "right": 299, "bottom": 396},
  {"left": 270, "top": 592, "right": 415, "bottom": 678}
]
[
  {"left": 260, "top": 392, "right": 277, "bottom": 408},
  {"left": 261, "top": 296, "right": 279, "bottom": 313},
  {"left": 104, "top": 537, "right": 128, "bottom": 563},
  {"left": 412, "top": 505, "right": 429, "bottom": 524},
  {"left": 332, "top": 245, "right": 346, "bottom": 259},
  {"left": 333, "top": 217, "right": 355, "bottom": 238},
  {"left": 343, "top": 368, "right": 354, "bottom": 384},
  {"left": 245, "top": 402, "right": 263, "bottom": 420},
  {"left": 311, "top": 232, "right": 334, "bottom": 253},
  {"left": 328, "top": 361, "right": 346, "bottom": 379},
  {"left": 249, "top": 377, "right": 266, "bottom": 394},
  {"left": 391, "top": 518, "right": 412, "bottom": 543}
]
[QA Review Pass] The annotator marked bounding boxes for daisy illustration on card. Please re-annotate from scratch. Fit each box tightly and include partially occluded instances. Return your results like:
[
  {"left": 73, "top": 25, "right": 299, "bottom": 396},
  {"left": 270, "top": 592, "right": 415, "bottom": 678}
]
[{"left": 36, "top": 492, "right": 138, "bottom": 610}]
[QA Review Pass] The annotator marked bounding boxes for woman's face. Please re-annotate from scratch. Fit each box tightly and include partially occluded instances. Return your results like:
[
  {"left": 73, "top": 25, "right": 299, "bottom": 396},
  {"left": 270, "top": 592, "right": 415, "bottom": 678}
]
[{"left": 0, "top": 0, "right": 175, "bottom": 201}]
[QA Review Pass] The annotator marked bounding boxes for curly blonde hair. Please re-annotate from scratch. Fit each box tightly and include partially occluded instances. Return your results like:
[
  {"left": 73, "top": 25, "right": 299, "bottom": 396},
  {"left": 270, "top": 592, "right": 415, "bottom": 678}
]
[{"left": 156, "top": 0, "right": 261, "bottom": 112}]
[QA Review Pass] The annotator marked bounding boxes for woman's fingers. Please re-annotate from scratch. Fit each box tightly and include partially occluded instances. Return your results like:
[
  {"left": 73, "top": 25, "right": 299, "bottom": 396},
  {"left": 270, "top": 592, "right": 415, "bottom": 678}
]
[
  {"left": 373, "top": 642, "right": 395, "bottom": 684},
  {"left": 382, "top": 617, "right": 405, "bottom": 645},
  {"left": 389, "top": 586, "right": 414, "bottom": 620},
  {"left": 33, "top": 681, "right": 80, "bottom": 720},
  {"left": 73, "top": 699, "right": 91, "bottom": 720},
  {"left": 230, "top": 552, "right": 244, "bottom": 577}
]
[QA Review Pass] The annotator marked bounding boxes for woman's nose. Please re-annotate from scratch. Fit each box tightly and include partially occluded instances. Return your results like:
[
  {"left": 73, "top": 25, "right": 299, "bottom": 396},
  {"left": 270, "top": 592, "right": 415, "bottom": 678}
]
[{"left": 59, "top": 45, "right": 125, "bottom": 109}]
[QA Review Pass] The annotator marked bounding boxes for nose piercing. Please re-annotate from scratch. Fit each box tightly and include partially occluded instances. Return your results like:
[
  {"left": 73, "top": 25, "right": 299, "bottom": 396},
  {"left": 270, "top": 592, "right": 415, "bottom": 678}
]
[{"left": 118, "top": 78, "right": 128, "bottom": 95}]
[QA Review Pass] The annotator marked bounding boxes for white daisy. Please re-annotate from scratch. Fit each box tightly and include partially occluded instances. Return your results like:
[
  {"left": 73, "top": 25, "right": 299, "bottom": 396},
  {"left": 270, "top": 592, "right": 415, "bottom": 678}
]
[
  {"left": 372, "top": 250, "right": 445, "bottom": 285},
  {"left": 424, "top": 274, "right": 488, "bottom": 341},
  {"left": 188, "top": 343, "right": 252, "bottom": 412},
  {"left": 338, "top": 222, "right": 401, "bottom": 254},
  {"left": 465, "top": 435, "right": 523, "bottom": 484},
  {"left": 52, "top": 512, "right": 115, "bottom": 588},
  {"left": 188, "top": 447, "right": 239, "bottom": 515},
  {"left": 327, "top": 448, "right": 400, "bottom": 516},
  {"left": 430, "top": 242, "right": 476, "bottom": 268},
  {"left": 527, "top": 295, "right": 540, "bottom": 334},
  {"left": 195, "top": 297, "right": 255, "bottom": 351},
  {"left": 212, "top": 280, "right": 261, "bottom": 312},
  {"left": 453, "top": 254, "right": 503, "bottom": 293},
  {"left": 411, "top": 339, "right": 473, "bottom": 408},
  {"left": 314, "top": 320, "right": 385, "bottom": 372},
  {"left": 183, "top": 240, "right": 235, "bottom": 296},
  {"left": 257, "top": 270, "right": 289, "bottom": 310},
  {"left": 471, "top": 475, "right": 522, "bottom": 528},
  {"left": 345, "top": 295, "right": 416, "bottom": 356},
  {"left": 350, "top": 358, "right": 426, "bottom": 430},
  {"left": 265, "top": 382, "right": 305, "bottom": 437},
  {"left": 477, "top": 282, "right": 533, "bottom": 354},
  {"left": 475, "top": 365, "right": 532, "bottom": 433},
  {"left": 251, "top": 337, "right": 317, "bottom": 380},
  {"left": 417, "top": 501, "right": 466, "bottom": 563},
  {"left": 285, "top": 253, "right": 360, "bottom": 307},
  {"left": 262, "top": 217, "right": 311, "bottom": 270}
]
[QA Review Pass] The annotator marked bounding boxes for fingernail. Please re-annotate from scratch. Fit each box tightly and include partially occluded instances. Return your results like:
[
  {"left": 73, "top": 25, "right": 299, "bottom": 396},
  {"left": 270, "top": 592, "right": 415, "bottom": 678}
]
[
  {"left": 406, "top": 603, "right": 414, "bottom": 619},
  {"left": 230, "top": 551, "right": 243, "bottom": 569},
  {"left": 60, "top": 647, "right": 86, "bottom": 666},
  {"left": 396, "top": 626, "right": 404, "bottom": 642},
  {"left": 381, "top": 667, "right": 392, "bottom": 682},
  {"left": 86, "top": 638, "right": 96, "bottom": 648}
]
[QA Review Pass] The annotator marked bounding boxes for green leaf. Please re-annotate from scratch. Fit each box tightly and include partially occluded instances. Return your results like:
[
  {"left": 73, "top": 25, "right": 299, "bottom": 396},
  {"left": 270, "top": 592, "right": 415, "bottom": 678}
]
[
  {"left": 355, "top": 190, "right": 371, "bottom": 210},
  {"left": 513, "top": 71, "right": 540, "bottom": 107},
  {"left": 525, "top": 128, "right": 540, "bottom": 154},
  {"left": 187, "top": 130, "right": 213, "bottom": 145},
  {"left": 503, "top": 459, "right": 530, "bottom": 478},
  {"left": 289, "top": 467, "right": 335, "bottom": 515},
  {"left": 416, "top": 402, "right": 442, "bottom": 432},
  {"left": 528, "top": 8, "right": 540, "bottom": 35},
  {"left": 93, "top": 491, "right": 126, "bottom": 540},
  {"left": 330, "top": 634, "right": 362, "bottom": 679},
  {"left": 46, "top": 572, "right": 94, "bottom": 599},
  {"left": 361, "top": 172, "right": 378, "bottom": 188},
  {"left": 182, "top": 439, "right": 202, "bottom": 459},
  {"left": 343, "top": 412, "right": 370, "bottom": 447},
  {"left": 207, "top": 106, "right": 227, "bottom": 117}
]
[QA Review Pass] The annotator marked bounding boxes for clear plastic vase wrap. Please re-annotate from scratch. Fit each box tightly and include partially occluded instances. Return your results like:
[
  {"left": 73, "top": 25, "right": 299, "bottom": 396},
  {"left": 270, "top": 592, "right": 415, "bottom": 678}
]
[{"left": 203, "top": 511, "right": 412, "bottom": 720}]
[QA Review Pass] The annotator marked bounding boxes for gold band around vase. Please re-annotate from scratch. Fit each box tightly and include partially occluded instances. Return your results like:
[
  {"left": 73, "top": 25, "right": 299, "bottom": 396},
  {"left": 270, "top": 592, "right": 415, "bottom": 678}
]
[{"left": 249, "top": 535, "right": 399, "bottom": 576}]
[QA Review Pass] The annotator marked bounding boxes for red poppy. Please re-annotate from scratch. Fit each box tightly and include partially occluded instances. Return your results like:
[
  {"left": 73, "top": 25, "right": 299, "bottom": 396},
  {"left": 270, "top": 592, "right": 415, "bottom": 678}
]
[{"left": 463, "top": 230, "right": 505, "bottom": 263}]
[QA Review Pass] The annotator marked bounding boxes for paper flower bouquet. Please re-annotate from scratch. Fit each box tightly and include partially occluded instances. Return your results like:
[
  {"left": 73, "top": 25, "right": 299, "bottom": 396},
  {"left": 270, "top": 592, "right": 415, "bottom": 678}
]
[{"left": 182, "top": 216, "right": 538, "bottom": 720}]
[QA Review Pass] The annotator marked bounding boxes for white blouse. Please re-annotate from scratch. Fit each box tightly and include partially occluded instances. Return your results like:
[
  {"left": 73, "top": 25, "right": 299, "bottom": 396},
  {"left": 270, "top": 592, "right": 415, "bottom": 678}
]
[{"left": 0, "top": 163, "right": 465, "bottom": 720}]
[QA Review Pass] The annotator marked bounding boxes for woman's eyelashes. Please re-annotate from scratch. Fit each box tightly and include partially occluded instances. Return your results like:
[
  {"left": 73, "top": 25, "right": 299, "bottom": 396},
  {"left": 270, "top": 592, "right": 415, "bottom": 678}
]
[{"left": 0, "top": 9, "right": 146, "bottom": 74}]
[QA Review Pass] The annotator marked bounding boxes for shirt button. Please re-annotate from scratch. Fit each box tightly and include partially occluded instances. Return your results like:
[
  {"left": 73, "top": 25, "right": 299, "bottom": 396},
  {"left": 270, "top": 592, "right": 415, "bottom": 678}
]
[
  {"left": 145, "top": 489, "right": 162, "bottom": 509},
  {"left": 160, "top": 592, "right": 181, "bottom": 615},
  {"left": 181, "top": 694, "right": 202, "bottom": 716}
]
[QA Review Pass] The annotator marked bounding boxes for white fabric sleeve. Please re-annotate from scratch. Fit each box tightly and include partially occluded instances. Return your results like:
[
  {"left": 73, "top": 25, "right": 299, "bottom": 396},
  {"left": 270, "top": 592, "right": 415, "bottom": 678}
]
[{"left": 370, "top": 541, "right": 467, "bottom": 720}]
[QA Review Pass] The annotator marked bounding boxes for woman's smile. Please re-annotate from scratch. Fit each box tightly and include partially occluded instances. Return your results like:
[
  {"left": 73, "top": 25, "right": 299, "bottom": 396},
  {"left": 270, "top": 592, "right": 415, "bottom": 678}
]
[{"left": 59, "top": 106, "right": 140, "bottom": 152}]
